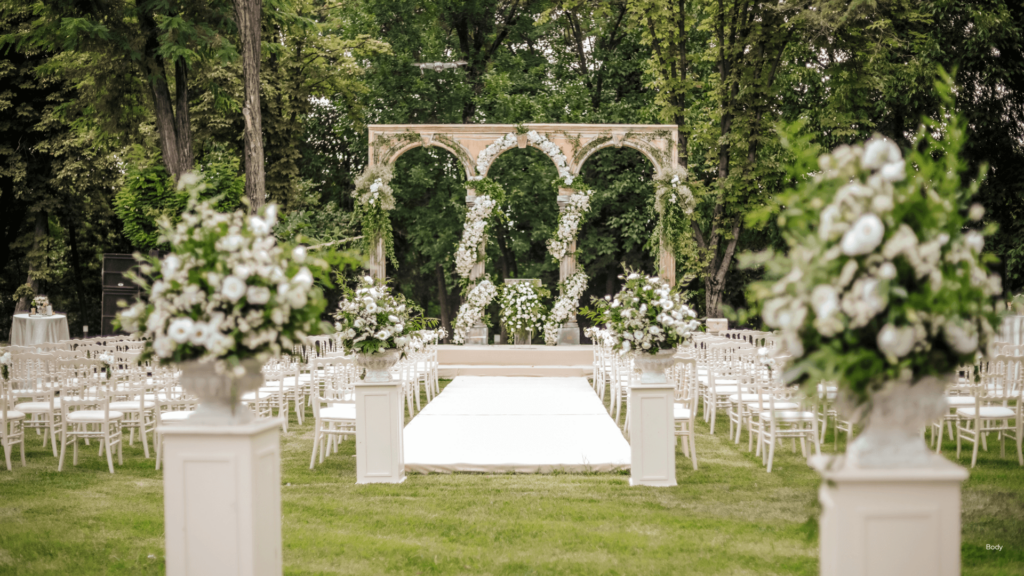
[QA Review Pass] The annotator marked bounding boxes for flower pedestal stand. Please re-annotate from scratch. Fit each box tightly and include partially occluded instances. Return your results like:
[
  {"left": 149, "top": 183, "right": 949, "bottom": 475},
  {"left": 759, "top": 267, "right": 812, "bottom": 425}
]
[
  {"left": 627, "top": 382, "right": 677, "bottom": 487},
  {"left": 161, "top": 419, "right": 283, "bottom": 576},
  {"left": 810, "top": 455, "right": 967, "bottom": 576},
  {"left": 354, "top": 377, "right": 406, "bottom": 484}
]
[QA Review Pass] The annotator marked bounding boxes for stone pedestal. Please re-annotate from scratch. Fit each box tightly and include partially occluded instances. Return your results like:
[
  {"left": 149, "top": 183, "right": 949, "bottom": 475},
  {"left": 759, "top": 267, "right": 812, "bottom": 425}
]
[
  {"left": 161, "top": 419, "right": 283, "bottom": 576},
  {"left": 810, "top": 455, "right": 968, "bottom": 576},
  {"left": 355, "top": 378, "right": 406, "bottom": 484},
  {"left": 466, "top": 323, "right": 489, "bottom": 346},
  {"left": 628, "top": 383, "right": 677, "bottom": 487},
  {"left": 557, "top": 321, "right": 580, "bottom": 346}
]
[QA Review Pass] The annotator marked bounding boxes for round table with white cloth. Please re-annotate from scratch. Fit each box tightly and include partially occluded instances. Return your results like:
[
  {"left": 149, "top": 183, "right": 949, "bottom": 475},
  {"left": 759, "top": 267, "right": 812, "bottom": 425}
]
[{"left": 10, "top": 313, "right": 71, "bottom": 346}]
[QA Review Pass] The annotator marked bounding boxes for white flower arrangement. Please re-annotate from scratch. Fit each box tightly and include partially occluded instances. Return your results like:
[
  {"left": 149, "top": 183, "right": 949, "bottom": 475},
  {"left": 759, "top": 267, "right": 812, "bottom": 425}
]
[
  {"left": 548, "top": 189, "right": 593, "bottom": 261},
  {"left": 452, "top": 278, "right": 498, "bottom": 344},
  {"left": 472, "top": 131, "right": 573, "bottom": 185},
  {"left": 748, "top": 125, "right": 1002, "bottom": 404},
  {"left": 352, "top": 164, "right": 397, "bottom": 266},
  {"left": 334, "top": 276, "right": 431, "bottom": 355},
  {"left": 455, "top": 195, "right": 497, "bottom": 278},
  {"left": 116, "top": 177, "right": 332, "bottom": 374},
  {"left": 31, "top": 295, "right": 49, "bottom": 309},
  {"left": 585, "top": 272, "right": 699, "bottom": 355},
  {"left": 499, "top": 281, "right": 548, "bottom": 339},
  {"left": 544, "top": 271, "right": 589, "bottom": 345}
]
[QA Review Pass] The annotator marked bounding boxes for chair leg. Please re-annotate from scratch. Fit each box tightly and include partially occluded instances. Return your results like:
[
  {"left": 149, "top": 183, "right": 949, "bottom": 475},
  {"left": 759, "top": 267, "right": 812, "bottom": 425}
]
[
  {"left": 971, "top": 425, "right": 980, "bottom": 468},
  {"left": 689, "top": 425, "right": 698, "bottom": 470},
  {"left": 141, "top": 418, "right": 151, "bottom": 459},
  {"left": 106, "top": 435, "right": 116, "bottom": 474},
  {"left": 309, "top": 428, "right": 320, "bottom": 470},
  {"left": 3, "top": 438, "right": 11, "bottom": 472}
]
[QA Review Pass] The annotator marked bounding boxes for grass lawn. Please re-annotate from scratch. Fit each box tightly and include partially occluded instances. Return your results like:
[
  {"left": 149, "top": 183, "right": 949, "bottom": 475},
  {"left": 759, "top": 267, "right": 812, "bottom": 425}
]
[{"left": 1, "top": 378, "right": 1022, "bottom": 575}]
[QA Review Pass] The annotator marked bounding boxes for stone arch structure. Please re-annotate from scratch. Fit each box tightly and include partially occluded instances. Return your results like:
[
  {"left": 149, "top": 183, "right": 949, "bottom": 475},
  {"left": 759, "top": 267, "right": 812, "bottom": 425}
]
[{"left": 366, "top": 123, "right": 679, "bottom": 284}]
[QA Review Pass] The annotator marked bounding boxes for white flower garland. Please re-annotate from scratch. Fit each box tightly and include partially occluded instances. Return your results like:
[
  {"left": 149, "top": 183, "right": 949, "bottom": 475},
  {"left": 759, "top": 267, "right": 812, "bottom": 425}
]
[
  {"left": 547, "top": 189, "right": 593, "bottom": 261},
  {"left": 454, "top": 195, "right": 497, "bottom": 278},
  {"left": 543, "top": 271, "right": 588, "bottom": 345},
  {"left": 472, "top": 131, "right": 573, "bottom": 185},
  {"left": 452, "top": 279, "right": 497, "bottom": 344},
  {"left": 654, "top": 166, "right": 694, "bottom": 216}
]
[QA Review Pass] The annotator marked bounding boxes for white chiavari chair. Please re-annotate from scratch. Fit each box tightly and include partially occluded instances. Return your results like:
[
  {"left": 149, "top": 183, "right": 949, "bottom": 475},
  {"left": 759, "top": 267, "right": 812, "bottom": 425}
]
[
  {"left": 755, "top": 363, "right": 821, "bottom": 473},
  {"left": 57, "top": 359, "right": 124, "bottom": 474},
  {"left": 672, "top": 357, "right": 699, "bottom": 470},
  {"left": 11, "top": 352, "right": 63, "bottom": 456},
  {"left": 1, "top": 376, "right": 27, "bottom": 470},
  {"left": 955, "top": 355, "right": 1023, "bottom": 468},
  {"left": 309, "top": 356, "right": 357, "bottom": 468},
  {"left": 107, "top": 351, "right": 156, "bottom": 458}
]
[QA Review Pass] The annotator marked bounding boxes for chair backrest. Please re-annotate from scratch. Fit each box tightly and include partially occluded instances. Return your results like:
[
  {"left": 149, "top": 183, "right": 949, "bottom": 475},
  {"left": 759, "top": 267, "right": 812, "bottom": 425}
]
[{"left": 9, "top": 352, "right": 59, "bottom": 392}]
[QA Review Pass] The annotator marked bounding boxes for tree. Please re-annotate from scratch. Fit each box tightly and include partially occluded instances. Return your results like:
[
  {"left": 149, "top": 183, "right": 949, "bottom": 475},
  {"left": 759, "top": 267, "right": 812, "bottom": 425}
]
[{"left": 235, "top": 0, "right": 265, "bottom": 210}]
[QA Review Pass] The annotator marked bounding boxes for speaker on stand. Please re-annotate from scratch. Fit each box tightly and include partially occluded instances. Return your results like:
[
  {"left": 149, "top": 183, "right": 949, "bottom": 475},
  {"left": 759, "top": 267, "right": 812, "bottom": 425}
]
[{"left": 101, "top": 254, "right": 140, "bottom": 336}]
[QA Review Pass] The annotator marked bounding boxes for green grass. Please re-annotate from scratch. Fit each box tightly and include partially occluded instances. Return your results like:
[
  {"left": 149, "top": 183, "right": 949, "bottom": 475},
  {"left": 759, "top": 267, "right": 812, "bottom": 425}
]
[{"left": 1, "top": 380, "right": 1022, "bottom": 575}]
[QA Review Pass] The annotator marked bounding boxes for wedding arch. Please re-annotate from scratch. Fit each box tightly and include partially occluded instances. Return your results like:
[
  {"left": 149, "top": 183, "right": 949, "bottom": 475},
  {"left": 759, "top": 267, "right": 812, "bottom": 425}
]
[{"left": 363, "top": 123, "right": 681, "bottom": 288}]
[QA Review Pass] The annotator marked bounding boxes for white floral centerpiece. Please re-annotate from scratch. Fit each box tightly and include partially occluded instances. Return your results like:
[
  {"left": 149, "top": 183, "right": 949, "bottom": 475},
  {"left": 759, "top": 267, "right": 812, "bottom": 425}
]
[
  {"left": 452, "top": 278, "right": 498, "bottom": 344},
  {"left": 584, "top": 272, "right": 699, "bottom": 383},
  {"left": 116, "top": 176, "right": 334, "bottom": 424},
  {"left": 31, "top": 295, "right": 49, "bottom": 314},
  {"left": 499, "top": 281, "right": 548, "bottom": 345},
  {"left": 548, "top": 188, "right": 593, "bottom": 261},
  {"left": 746, "top": 117, "right": 1002, "bottom": 467},
  {"left": 334, "top": 276, "right": 432, "bottom": 381},
  {"left": 544, "top": 271, "right": 588, "bottom": 345}
]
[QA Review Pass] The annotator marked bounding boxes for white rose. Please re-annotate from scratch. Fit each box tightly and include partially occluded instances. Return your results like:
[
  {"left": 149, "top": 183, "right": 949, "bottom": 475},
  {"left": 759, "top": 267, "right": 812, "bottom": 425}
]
[
  {"left": 871, "top": 194, "right": 894, "bottom": 213},
  {"left": 153, "top": 337, "right": 176, "bottom": 358},
  {"left": 249, "top": 216, "right": 270, "bottom": 236},
  {"left": 168, "top": 318, "right": 194, "bottom": 344},
  {"left": 221, "top": 276, "right": 247, "bottom": 302},
  {"left": 189, "top": 322, "right": 212, "bottom": 347},
  {"left": 162, "top": 254, "right": 182, "bottom": 276},
  {"left": 943, "top": 321, "right": 979, "bottom": 355},
  {"left": 878, "top": 262, "right": 898, "bottom": 280},
  {"left": 247, "top": 285, "right": 272, "bottom": 305},
  {"left": 841, "top": 213, "right": 886, "bottom": 256},
  {"left": 292, "top": 267, "right": 314, "bottom": 289},
  {"left": 620, "top": 340, "right": 631, "bottom": 353},
  {"left": 862, "top": 138, "right": 902, "bottom": 170},
  {"left": 292, "top": 246, "right": 307, "bottom": 263},
  {"left": 964, "top": 231, "right": 984, "bottom": 254},
  {"left": 879, "top": 161, "right": 906, "bottom": 182},
  {"left": 810, "top": 284, "right": 839, "bottom": 320},
  {"left": 968, "top": 204, "right": 985, "bottom": 221},
  {"left": 877, "top": 323, "right": 915, "bottom": 360}
]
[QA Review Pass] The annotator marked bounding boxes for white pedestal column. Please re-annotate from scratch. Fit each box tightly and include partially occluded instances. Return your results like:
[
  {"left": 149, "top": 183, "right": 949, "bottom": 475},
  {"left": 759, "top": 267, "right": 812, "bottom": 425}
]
[
  {"left": 628, "top": 383, "right": 677, "bottom": 487},
  {"left": 161, "top": 419, "right": 283, "bottom": 576},
  {"left": 355, "top": 379, "right": 406, "bottom": 484},
  {"left": 810, "top": 455, "right": 968, "bottom": 576}
]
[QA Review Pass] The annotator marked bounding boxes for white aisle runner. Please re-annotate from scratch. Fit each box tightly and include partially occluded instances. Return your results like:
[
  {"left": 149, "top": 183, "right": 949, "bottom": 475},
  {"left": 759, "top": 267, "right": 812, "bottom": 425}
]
[{"left": 404, "top": 376, "right": 631, "bottom": 473}]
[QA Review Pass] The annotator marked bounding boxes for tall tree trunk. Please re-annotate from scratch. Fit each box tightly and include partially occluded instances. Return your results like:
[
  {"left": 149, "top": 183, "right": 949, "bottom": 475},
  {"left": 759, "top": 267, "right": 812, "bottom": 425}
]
[
  {"left": 65, "top": 217, "right": 88, "bottom": 331},
  {"left": 436, "top": 265, "right": 451, "bottom": 342},
  {"left": 139, "top": 13, "right": 193, "bottom": 181},
  {"left": 236, "top": 0, "right": 266, "bottom": 212},
  {"left": 16, "top": 210, "right": 47, "bottom": 313}
]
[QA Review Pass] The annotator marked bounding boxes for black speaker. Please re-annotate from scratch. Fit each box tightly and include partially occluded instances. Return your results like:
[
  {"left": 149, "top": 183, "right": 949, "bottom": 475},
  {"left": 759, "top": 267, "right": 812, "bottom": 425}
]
[
  {"left": 101, "top": 287, "right": 139, "bottom": 336},
  {"left": 102, "top": 254, "right": 138, "bottom": 289}
]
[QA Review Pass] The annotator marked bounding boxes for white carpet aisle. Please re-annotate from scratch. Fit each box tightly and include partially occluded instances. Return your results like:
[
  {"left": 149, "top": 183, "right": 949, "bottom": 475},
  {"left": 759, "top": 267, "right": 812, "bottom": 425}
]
[{"left": 404, "top": 376, "right": 632, "bottom": 474}]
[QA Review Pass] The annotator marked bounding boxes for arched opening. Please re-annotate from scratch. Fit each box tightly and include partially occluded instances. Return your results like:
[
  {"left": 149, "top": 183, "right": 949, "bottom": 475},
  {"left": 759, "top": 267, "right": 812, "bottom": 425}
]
[
  {"left": 574, "top": 146, "right": 658, "bottom": 342},
  {"left": 386, "top": 146, "right": 467, "bottom": 338}
]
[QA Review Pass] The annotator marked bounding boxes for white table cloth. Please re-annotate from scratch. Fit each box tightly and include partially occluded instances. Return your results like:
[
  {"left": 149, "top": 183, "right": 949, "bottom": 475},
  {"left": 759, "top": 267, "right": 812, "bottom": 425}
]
[{"left": 10, "top": 313, "right": 70, "bottom": 346}]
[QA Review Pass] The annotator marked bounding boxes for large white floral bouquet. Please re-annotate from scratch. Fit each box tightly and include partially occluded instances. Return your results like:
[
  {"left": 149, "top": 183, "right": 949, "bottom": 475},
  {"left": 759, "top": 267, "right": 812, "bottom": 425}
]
[
  {"left": 334, "top": 276, "right": 431, "bottom": 355},
  {"left": 747, "top": 116, "right": 1002, "bottom": 404},
  {"left": 584, "top": 272, "right": 699, "bottom": 355},
  {"left": 548, "top": 189, "right": 593, "bottom": 261},
  {"left": 116, "top": 179, "right": 332, "bottom": 374},
  {"left": 452, "top": 278, "right": 498, "bottom": 344},
  {"left": 499, "top": 281, "right": 548, "bottom": 339},
  {"left": 544, "top": 271, "right": 588, "bottom": 345},
  {"left": 352, "top": 164, "right": 397, "bottom": 266}
]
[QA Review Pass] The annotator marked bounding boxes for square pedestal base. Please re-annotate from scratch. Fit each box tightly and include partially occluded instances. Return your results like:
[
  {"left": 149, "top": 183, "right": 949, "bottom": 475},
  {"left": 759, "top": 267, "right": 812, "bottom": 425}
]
[
  {"left": 355, "top": 380, "right": 406, "bottom": 484},
  {"left": 161, "top": 419, "right": 283, "bottom": 576},
  {"left": 557, "top": 323, "right": 580, "bottom": 346},
  {"left": 810, "top": 455, "right": 968, "bottom": 576},
  {"left": 628, "top": 383, "right": 677, "bottom": 487}
]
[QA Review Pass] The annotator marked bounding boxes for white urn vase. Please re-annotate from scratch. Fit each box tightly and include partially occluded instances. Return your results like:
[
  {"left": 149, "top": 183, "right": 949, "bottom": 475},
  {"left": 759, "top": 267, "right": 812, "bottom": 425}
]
[
  {"left": 354, "top": 349, "right": 402, "bottom": 383},
  {"left": 843, "top": 375, "right": 950, "bottom": 468},
  {"left": 634, "top": 348, "right": 678, "bottom": 385},
  {"left": 178, "top": 359, "right": 265, "bottom": 425}
]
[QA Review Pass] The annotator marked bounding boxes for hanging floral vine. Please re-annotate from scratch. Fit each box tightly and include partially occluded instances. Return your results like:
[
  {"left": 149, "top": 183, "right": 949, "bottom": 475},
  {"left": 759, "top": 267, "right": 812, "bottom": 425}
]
[
  {"left": 653, "top": 166, "right": 698, "bottom": 270},
  {"left": 547, "top": 187, "right": 594, "bottom": 261},
  {"left": 454, "top": 178, "right": 506, "bottom": 279},
  {"left": 352, "top": 165, "right": 397, "bottom": 267},
  {"left": 452, "top": 277, "right": 498, "bottom": 344},
  {"left": 543, "top": 270, "right": 589, "bottom": 345}
]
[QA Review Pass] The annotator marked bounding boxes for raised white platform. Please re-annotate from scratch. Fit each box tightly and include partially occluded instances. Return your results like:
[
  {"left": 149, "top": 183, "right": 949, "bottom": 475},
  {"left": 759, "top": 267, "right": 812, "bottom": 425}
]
[
  {"left": 404, "top": 376, "right": 630, "bottom": 473},
  {"left": 436, "top": 344, "right": 594, "bottom": 378}
]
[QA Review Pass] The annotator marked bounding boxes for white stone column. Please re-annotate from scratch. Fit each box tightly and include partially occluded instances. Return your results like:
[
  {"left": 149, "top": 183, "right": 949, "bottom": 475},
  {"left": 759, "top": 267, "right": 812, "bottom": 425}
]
[
  {"left": 368, "top": 238, "right": 386, "bottom": 281},
  {"left": 659, "top": 246, "right": 676, "bottom": 287},
  {"left": 465, "top": 189, "right": 488, "bottom": 345},
  {"left": 355, "top": 378, "right": 406, "bottom": 484},
  {"left": 628, "top": 382, "right": 677, "bottom": 487},
  {"left": 556, "top": 189, "right": 579, "bottom": 345},
  {"left": 811, "top": 455, "right": 968, "bottom": 576},
  {"left": 161, "top": 419, "right": 283, "bottom": 576}
]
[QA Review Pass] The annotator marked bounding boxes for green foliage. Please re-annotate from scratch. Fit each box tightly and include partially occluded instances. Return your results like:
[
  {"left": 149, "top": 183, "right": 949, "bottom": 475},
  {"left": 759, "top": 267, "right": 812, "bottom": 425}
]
[{"left": 113, "top": 146, "right": 244, "bottom": 250}]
